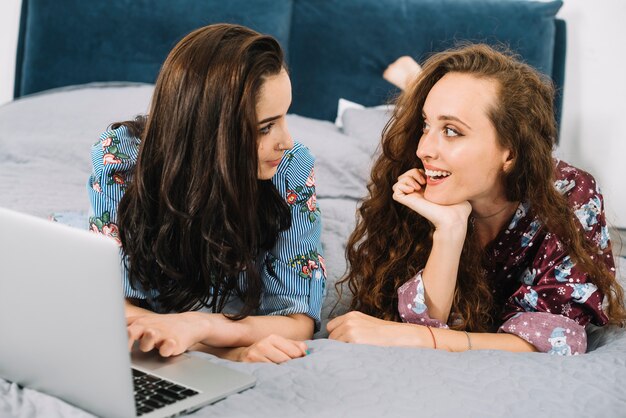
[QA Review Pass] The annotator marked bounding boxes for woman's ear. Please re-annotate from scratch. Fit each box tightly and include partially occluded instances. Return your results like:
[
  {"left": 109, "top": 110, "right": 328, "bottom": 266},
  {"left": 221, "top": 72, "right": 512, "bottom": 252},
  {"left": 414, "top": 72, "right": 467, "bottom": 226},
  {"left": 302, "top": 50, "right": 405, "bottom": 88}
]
[{"left": 502, "top": 149, "right": 515, "bottom": 173}]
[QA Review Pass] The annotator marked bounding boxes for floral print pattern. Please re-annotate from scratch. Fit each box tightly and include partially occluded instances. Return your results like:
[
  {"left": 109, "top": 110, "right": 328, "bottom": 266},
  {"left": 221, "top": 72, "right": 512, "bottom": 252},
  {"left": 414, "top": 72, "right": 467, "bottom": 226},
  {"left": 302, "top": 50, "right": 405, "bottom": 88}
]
[
  {"left": 101, "top": 132, "right": 130, "bottom": 166},
  {"left": 89, "top": 211, "right": 121, "bottom": 246},
  {"left": 286, "top": 167, "right": 320, "bottom": 223},
  {"left": 106, "top": 171, "right": 127, "bottom": 191},
  {"left": 91, "top": 180, "right": 102, "bottom": 193},
  {"left": 287, "top": 250, "right": 326, "bottom": 280}
]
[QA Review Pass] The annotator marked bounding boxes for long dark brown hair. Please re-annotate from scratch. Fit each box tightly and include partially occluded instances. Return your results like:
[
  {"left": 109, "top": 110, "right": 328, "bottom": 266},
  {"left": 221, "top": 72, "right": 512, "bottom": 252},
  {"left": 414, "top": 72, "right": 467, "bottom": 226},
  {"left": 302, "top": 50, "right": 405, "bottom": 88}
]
[
  {"left": 116, "top": 24, "right": 291, "bottom": 317},
  {"left": 340, "top": 44, "right": 626, "bottom": 331}
]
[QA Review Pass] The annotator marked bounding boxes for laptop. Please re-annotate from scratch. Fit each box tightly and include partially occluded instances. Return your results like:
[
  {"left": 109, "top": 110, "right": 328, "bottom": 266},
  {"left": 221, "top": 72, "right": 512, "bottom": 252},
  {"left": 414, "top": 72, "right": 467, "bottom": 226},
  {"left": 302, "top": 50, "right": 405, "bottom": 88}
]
[{"left": 0, "top": 207, "right": 256, "bottom": 418}]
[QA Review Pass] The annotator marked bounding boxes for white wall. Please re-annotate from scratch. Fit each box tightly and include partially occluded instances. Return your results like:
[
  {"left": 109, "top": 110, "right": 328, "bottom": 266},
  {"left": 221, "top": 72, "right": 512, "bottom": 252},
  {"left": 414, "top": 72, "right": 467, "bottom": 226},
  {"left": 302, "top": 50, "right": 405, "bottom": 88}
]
[
  {"left": 0, "top": 0, "right": 625, "bottom": 226},
  {"left": 555, "top": 0, "right": 626, "bottom": 228}
]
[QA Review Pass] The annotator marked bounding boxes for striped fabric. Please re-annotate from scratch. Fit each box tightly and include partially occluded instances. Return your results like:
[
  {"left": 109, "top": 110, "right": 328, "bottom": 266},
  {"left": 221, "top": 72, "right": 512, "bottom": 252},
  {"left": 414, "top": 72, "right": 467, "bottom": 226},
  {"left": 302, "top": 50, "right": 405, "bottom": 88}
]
[{"left": 87, "top": 126, "right": 326, "bottom": 329}]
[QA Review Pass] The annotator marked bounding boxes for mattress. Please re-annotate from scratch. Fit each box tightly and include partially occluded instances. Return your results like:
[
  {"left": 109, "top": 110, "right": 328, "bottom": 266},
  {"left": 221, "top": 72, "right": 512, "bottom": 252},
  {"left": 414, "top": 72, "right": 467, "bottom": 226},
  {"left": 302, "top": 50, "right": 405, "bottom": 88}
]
[{"left": 1, "top": 84, "right": 625, "bottom": 418}]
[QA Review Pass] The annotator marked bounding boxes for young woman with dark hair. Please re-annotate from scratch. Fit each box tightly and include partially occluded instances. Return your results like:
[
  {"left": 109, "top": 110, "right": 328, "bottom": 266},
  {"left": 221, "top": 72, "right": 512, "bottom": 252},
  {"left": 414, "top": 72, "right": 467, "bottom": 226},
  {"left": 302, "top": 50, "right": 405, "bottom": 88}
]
[
  {"left": 88, "top": 24, "right": 326, "bottom": 363},
  {"left": 329, "top": 44, "right": 625, "bottom": 355}
]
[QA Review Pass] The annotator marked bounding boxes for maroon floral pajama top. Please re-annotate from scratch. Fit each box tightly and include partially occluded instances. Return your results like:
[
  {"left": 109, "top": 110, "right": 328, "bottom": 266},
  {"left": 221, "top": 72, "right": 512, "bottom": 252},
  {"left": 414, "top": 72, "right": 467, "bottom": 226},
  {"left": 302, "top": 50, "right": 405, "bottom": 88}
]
[{"left": 398, "top": 160, "right": 614, "bottom": 355}]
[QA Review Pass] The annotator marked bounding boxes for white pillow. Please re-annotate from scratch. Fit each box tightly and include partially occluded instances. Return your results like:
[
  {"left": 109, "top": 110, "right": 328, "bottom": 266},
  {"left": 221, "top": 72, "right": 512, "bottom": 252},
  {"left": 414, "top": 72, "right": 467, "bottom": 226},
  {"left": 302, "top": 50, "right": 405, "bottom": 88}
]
[
  {"left": 341, "top": 106, "right": 394, "bottom": 144},
  {"left": 334, "top": 98, "right": 392, "bottom": 128}
]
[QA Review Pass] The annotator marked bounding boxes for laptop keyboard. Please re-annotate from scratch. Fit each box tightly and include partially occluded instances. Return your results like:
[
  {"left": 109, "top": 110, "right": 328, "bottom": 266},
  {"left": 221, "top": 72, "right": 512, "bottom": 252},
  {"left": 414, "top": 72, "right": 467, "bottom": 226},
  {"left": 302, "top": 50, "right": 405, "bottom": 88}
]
[{"left": 132, "top": 368, "right": 200, "bottom": 416}]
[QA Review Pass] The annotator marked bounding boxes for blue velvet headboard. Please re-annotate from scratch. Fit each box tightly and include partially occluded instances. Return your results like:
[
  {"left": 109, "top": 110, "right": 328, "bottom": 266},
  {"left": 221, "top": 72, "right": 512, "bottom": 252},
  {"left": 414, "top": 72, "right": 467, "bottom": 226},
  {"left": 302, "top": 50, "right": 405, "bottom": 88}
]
[{"left": 14, "top": 0, "right": 565, "bottom": 127}]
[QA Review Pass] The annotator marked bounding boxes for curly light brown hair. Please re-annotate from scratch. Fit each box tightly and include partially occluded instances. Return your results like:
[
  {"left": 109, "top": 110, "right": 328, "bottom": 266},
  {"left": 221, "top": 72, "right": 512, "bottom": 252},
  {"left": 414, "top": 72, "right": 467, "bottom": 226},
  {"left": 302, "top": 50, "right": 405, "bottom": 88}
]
[{"left": 339, "top": 44, "right": 626, "bottom": 332}]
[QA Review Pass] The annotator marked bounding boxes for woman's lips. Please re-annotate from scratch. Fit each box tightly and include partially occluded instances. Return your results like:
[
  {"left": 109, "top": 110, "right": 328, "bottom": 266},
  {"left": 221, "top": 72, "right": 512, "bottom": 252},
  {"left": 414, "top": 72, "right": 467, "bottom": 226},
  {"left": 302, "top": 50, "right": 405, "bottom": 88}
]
[
  {"left": 267, "top": 158, "right": 282, "bottom": 167},
  {"left": 423, "top": 167, "right": 452, "bottom": 186},
  {"left": 425, "top": 175, "right": 449, "bottom": 186}
]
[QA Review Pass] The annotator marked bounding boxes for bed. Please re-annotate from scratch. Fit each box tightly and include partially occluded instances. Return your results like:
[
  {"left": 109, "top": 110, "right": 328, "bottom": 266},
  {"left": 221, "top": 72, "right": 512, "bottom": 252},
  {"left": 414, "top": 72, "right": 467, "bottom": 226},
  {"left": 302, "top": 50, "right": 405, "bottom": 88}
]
[{"left": 2, "top": 0, "right": 625, "bottom": 417}]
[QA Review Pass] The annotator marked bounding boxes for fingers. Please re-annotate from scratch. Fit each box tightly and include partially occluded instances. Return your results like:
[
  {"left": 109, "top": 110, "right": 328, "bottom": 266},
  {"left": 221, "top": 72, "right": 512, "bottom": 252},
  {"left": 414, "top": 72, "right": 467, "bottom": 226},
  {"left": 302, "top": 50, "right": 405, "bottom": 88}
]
[
  {"left": 392, "top": 169, "right": 426, "bottom": 197},
  {"left": 400, "top": 168, "right": 426, "bottom": 182},
  {"left": 127, "top": 322, "right": 143, "bottom": 351},
  {"left": 326, "top": 311, "right": 353, "bottom": 333},
  {"left": 126, "top": 315, "right": 152, "bottom": 351},
  {"left": 327, "top": 311, "right": 367, "bottom": 337},
  {"left": 327, "top": 312, "right": 383, "bottom": 343},
  {"left": 127, "top": 315, "right": 184, "bottom": 357},
  {"left": 392, "top": 182, "right": 420, "bottom": 197},
  {"left": 328, "top": 322, "right": 356, "bottom": 343},
  {"left": 327, "top": 327, "right": 344, "bottom": 342},
  {"left": 138, "top": 328, "right": 159, "bottom": 353},
  {"left": 260, "top": 336, "right": 307, "bottom": 363},
  {"left": 326, "top": 316, "right": 341, "bottom": 333},
  {"left": 260, "top": 348, "right": 291, "bottom": 364},
  {"left": 260, "top": 345, "right": 294, "bottom": 364},
  {"left": 271, "top": 336, "right": 308, "bottom": 359},
  {"left": 240, "top": 335, "right": 308, "bottom": 364},
  {"left": 127, "top": 323, "right": 159, "bottom": 353},
  {"left": 127, "top": 324, "right": 182, "bottom": 357},
  {"left": 158, "top": 338, "right": 182, "bottom": 357},
  {"left": 398, "top": 168, "right": 426, "bottom": 185}
]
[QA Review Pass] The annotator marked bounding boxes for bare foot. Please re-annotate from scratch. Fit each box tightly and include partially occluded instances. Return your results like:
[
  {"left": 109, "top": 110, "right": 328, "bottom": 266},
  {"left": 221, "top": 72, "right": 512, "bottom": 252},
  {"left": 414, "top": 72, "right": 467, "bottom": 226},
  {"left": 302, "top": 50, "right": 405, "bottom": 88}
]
[{"left": 383, "top": 56, "right": 422, "bottom": 90}]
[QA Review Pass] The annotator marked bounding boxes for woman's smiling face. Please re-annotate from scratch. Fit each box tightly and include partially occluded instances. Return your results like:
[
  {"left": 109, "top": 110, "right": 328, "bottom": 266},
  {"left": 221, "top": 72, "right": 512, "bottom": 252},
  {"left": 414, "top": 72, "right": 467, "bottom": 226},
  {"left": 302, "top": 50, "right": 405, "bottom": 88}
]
[{"left": 416, "top": 72, "right": 513, "bottom": 207}]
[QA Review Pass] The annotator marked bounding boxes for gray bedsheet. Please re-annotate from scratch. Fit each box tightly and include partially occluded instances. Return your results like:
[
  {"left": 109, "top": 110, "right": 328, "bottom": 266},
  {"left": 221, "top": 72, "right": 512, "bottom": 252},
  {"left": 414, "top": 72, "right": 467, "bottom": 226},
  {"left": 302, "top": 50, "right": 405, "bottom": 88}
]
[
  {"left": 2, "top": 313, "right": 626, "bottom": 417},
  {"left": 1, "top": 85, "right": 625, "bottom": 417}
]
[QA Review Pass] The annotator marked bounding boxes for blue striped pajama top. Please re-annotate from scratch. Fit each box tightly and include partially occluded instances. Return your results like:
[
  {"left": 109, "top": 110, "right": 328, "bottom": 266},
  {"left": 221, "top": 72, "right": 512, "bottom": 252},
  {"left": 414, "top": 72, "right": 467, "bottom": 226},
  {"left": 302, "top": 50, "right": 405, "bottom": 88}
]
[{"left": 87, "top": 126, "right": 326, "bottom": 330}]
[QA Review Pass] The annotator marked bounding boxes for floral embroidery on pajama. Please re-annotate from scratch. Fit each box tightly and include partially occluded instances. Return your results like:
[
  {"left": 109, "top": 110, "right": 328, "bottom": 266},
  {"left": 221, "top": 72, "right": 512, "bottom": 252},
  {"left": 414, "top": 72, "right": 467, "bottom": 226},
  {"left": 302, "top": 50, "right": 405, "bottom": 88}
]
[{"left": 285, "top": 166, "right": 320, "bottom": 223}]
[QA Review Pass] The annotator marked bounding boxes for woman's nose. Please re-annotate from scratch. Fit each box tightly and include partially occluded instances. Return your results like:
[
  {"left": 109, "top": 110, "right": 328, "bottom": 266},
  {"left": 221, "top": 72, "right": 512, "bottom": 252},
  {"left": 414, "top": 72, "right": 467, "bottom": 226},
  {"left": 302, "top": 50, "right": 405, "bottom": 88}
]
[
  {"left": 416, "top": 130, "right": 437, "bottom": 160},
  {"left": 281, "top": 122, "right": 294, "bottom": 150}
]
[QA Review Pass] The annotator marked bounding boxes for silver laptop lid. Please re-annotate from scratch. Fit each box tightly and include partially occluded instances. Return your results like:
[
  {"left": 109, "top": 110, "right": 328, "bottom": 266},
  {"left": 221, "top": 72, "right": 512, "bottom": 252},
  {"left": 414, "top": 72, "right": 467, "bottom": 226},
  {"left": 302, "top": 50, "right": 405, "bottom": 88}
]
[{"left": 0, "top": 207, "right": 136, "bottom": 418}]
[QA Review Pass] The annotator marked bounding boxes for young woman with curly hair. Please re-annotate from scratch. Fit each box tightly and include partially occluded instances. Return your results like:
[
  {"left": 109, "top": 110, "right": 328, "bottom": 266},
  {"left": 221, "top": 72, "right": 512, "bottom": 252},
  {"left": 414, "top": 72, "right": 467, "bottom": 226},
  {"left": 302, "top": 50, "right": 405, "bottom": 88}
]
[
  {"left": 329, "top": 44, "right": 625, "bottom": 355},
  {"left": 88, "top": 24, "right": 325, "bottom": 363}
]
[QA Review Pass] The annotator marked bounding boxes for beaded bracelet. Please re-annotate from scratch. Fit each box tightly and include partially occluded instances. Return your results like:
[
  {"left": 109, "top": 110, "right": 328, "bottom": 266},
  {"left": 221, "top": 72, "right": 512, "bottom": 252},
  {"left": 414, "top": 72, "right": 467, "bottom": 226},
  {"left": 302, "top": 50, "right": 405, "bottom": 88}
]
[
  {"left": 426, "top": 326, "right": 437, "bottom": 349},
  {"left": 463, "top": 330, "right": 472, "bottom": 351}
]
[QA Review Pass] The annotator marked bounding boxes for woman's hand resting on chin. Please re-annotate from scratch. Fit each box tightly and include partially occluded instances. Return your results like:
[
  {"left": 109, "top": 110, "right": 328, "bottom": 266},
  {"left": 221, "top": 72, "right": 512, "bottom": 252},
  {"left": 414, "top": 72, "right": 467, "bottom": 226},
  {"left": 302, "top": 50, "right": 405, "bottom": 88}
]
[{"left": 392, "top": 168, "right": 471, "bottom": 232}]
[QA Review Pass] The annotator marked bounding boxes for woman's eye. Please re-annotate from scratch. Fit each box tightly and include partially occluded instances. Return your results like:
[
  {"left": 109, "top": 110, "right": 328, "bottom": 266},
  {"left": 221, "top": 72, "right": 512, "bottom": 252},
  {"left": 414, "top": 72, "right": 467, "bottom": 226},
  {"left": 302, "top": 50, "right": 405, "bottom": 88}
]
[
  {"left": 422, "top": 122, "right": 430, "bottom": 133},
  {"left": 444, "top": 127, "right": 460, "bottom": 137},
  {"left": 259, "top": 123, "right": 274, "bottom": 135}
]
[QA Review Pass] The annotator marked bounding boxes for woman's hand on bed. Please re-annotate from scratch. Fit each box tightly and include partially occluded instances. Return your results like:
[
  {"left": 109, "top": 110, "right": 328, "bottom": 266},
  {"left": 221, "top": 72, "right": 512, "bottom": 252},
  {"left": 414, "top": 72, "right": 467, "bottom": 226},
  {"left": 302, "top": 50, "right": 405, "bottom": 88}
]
[
  {"left": 237, "top": 334, "right": 308, "bottom": 363},
  {"left": 189, "top": 335, "right": 308, "bottom": 363},
  {"left": 327, "top": 311, "right": 433, "bottom": 347},
  {"left": 392, "top": 168, "right": 471, "bottom": 232}
]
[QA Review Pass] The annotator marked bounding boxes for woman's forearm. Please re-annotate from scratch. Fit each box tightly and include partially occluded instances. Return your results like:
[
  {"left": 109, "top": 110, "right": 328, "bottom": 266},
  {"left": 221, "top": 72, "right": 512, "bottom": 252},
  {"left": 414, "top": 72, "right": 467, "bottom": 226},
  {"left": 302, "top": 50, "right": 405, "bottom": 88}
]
[
  {"left": 392, "top": 323, "right": 538, "bottom": 352},
  {"left": 193, "top": 312, "right": 314, "bottom": 348},
  {"left": 328, "top": 313, "right": 538, "bottom": 353},
  {"left": 421, "top": 228, "right": 466, "bottom": 323},
  {"left": 125, "top": 298, "right": 314, "bottom": 348},
  {"left": 432, "top": 327, "right": 538, "bottom": 353}
]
